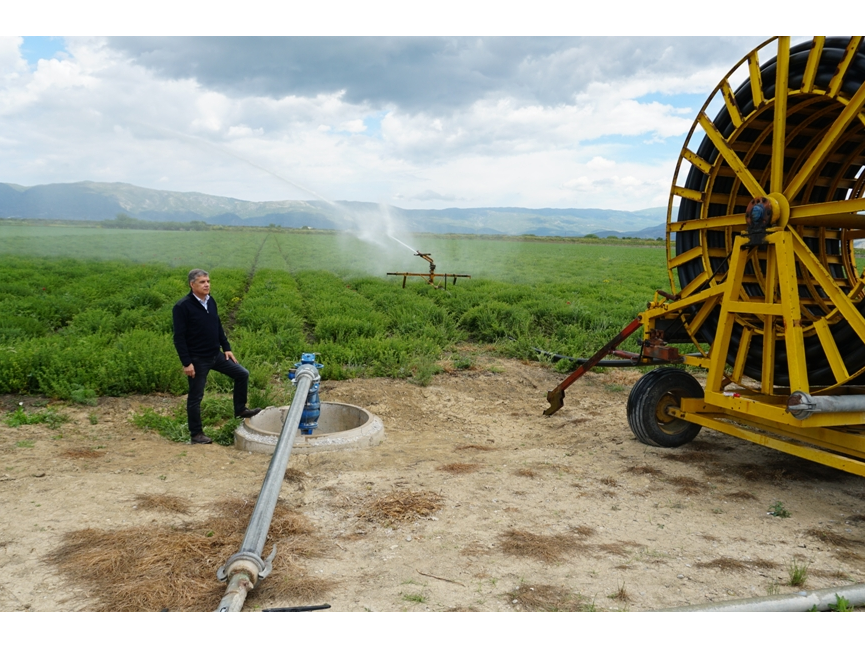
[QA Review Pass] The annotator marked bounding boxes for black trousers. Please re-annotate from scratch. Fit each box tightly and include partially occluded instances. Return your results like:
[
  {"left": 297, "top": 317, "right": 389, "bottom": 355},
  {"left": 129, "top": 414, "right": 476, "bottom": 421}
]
[{"left": 187, "top": 353, "right": 250, "bottom": 434}]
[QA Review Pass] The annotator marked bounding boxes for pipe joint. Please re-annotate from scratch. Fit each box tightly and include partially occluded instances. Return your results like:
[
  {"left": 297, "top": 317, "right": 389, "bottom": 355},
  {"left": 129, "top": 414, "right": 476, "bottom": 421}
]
[
  {"left": 787, "top": 391, "right": 865, "bottom": 420},
  {"left": 217, "top": 546, "right": 276, "bottom": 583}
]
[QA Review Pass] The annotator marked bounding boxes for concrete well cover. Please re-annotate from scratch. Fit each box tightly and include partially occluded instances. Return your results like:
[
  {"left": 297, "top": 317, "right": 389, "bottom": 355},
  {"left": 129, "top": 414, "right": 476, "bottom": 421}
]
[{"left": 234, "top": 401, "right": 384, "bottom": 454}]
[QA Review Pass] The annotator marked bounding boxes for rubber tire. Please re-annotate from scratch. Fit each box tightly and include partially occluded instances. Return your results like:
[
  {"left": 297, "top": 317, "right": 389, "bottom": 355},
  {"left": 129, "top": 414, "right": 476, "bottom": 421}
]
[{"left": 627, "top": 368, "right": 703, "bottom": 448}]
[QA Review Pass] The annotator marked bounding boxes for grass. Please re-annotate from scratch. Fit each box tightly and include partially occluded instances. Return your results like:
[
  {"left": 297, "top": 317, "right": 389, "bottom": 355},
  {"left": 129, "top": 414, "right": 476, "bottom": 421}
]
[
  {"left": 805, "top": 527, "right": 862, "bottom": 548},
  {"left": 130, "top": 395, "right": 262, "bottom": 446},
  {"left": 788, "top": 559, "right": 809, "bottom": 587},
  {"left": 0, "top": 230, "right": 668, "bottom": 399},
  {"left": 437, "top": 462, "right": 481, "bottom": 474},
  {"left": 359, "top": 489, "right": 443, "bottom": 524},
  {"left": 133, "top": 494, "right": 192, "bottom": 515},
  {"left": 507, "top": 583, "right": 591, "bottom": 612},
  {"left": 830, "top": 594, "right": 852, "bottom": 612},
  {"left": 402, "top": 593, "right": 428, "bottom": 604},
  {"left": 61, "top": 448, "right": 105, "bottom": 459},
  {"left": 5, "top": 406, "right": 70, "bottom": 430},
  {"left": 666, "top": 475, "right": 704, "bottom": 495},
  {"left": 625, "top": 465, "right": 664, "bottom": 476},
  {"left": 498, "top": 529, "right": 583, "bottom": 563},
  {"left": 607, "top": 582, "right": 630, "bottom": 602}
]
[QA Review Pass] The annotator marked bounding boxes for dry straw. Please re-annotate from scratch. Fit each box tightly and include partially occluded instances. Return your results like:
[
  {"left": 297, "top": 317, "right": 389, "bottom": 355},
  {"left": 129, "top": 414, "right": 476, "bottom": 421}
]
[
  {"left": 359, "top": 489, "right": 443, "bottom": 524},
  {"left": 46, "top": 495, "right": 333, "bottom": 611}
]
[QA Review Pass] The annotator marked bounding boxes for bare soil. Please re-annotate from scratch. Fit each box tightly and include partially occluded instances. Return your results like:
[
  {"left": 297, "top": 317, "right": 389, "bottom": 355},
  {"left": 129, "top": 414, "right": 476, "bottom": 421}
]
[{"left": 2, "top": 357, "right": 864, "bottom": 612}]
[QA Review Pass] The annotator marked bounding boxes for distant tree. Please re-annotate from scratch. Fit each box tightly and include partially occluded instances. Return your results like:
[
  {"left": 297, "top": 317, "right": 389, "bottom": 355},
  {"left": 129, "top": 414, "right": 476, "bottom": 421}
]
[{"left": 584, "top": 233, "right": 599, "bottom": 239}]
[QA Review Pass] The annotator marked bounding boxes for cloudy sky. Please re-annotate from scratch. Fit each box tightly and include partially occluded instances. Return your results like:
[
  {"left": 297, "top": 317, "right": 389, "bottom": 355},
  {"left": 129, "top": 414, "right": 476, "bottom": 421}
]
[{"left": 0, "top": 34, "right": 789, "bottom": 211}]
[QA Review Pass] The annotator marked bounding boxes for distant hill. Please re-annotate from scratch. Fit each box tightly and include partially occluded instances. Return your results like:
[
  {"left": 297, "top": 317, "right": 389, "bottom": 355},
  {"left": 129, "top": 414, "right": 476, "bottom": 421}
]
[{"left": 0, "top": 181, "right": 667, "bottom": 239}]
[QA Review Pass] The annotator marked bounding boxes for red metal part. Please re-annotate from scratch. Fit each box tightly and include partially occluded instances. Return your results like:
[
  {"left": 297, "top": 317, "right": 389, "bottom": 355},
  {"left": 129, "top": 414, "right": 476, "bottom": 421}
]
[
  {"left": 543, "top": 317, "right": 642, "bottom": 416},
  {"left": 642, "top": 329, "right": 683, "bottom": 362}
]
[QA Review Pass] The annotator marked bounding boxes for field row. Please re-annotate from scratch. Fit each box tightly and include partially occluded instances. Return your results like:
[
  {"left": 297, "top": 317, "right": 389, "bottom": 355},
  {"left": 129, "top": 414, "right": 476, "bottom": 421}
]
[
  {"left": 0, "top": 223, "right": 667, "bottom": 285},
  {"left": 0, "top": 249, "right": 668, "bottom": 399}
]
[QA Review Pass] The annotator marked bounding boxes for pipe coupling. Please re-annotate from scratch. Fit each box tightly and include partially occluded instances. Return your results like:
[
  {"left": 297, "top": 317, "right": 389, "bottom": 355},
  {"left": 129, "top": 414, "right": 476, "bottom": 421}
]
[{"left": 217, "top": 546, "right": 277, "bottom": 583}]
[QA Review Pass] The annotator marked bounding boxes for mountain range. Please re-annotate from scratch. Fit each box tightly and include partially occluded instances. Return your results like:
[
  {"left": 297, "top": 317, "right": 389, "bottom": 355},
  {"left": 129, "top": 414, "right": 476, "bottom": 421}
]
[{"left": 0, "top": 181, "right": 668, "bottom": 239}]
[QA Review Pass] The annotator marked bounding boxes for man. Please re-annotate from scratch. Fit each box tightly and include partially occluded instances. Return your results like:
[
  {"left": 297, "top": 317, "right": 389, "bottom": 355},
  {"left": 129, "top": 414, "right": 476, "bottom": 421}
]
[{"left": 172, "top": 269, "right": 261, "bottom": 444}]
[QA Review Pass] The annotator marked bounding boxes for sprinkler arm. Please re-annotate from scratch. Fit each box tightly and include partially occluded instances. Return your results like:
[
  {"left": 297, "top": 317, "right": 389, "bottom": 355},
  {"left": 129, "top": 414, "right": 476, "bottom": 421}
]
[{"left": 543, "top": 317, "right": 642, "bottom": 416}]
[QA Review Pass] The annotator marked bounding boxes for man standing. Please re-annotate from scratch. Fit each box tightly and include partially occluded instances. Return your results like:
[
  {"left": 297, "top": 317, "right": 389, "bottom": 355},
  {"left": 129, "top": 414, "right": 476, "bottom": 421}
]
[{"left": 172, "top": 269, "right": 261, "bottom": 444}]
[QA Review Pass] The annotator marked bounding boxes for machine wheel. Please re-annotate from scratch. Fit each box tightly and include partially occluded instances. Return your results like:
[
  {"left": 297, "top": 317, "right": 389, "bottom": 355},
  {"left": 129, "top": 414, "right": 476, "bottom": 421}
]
[{"left": 627, "top": 368, "right": 703, "bottom": 448}]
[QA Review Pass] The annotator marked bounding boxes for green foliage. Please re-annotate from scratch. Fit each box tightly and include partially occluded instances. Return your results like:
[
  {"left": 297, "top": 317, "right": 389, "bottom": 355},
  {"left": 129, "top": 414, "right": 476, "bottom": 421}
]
[
  {"left": 788, "top": 559, "right": 809, "bottom": 587},
  {"left": 829, "top": 594, "right": 852, "bottom": 612},
  {"left": 0, "top": 229, "right": 670, "bottom": 396},
  {"left": 131, "top": 395, "right": 251, "bottom": 446},
  {"left": 70, "top": 385, "right": 98, "bottom": 406},
  {"left": 132, "top": 407, "right": 190, "bottom": 443},
  {"left": 5, "top": 406, "right": 70, "bottom": 429},
  {"left": 769, "top": 501, "right": 791, "bottom": 518}
]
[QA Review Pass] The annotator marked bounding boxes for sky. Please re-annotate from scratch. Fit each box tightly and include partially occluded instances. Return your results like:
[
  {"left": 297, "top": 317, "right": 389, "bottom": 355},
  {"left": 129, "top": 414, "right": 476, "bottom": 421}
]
[{"left": 0, "top": 26, "right": 816, "bottom": 211}]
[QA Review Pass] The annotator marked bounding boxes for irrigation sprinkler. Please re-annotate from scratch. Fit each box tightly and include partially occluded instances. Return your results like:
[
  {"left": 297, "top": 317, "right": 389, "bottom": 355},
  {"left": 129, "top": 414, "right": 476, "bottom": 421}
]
[
  {"left": 215, "top": 353, "right": 322, "bottom": 612},
  {"left": 387, "top": 251, "right": 470, "bottom": 289}
]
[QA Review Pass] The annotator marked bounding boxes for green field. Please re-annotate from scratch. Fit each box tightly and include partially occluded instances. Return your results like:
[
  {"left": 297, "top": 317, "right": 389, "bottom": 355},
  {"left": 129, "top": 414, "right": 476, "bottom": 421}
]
[{"left": 0, "top": 223, "right": 670, "bottom": 404}]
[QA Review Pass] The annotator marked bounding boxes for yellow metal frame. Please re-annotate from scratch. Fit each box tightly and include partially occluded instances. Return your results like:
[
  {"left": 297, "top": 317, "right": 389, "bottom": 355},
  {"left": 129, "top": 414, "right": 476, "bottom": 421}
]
[{"left": 649, "top": 36, "right": 865, "bottom": 477}]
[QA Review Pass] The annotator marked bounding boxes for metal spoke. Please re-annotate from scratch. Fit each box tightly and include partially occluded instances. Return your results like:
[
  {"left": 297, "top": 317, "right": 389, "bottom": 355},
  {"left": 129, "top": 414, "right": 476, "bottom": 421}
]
[
  {"left": 828, "top": 37, "right": 863, "bottom": 98},
  {"left": 698, "top": 113, "right": 766, "bottom": 198},
  {"left": 788, "top": 196, "right": 865, "bottom": 227},
  {"left": 771, "top": 37, "right": 790, "bottom": 194},
  {"left": 748, "top": 50, "right": 764, "bottom": 108},
  {"left": 801, "top": 36, "right": 825, "bottom": 93},
  {"left": 784, "top": 80, "right": 865, "bottom": 199}
]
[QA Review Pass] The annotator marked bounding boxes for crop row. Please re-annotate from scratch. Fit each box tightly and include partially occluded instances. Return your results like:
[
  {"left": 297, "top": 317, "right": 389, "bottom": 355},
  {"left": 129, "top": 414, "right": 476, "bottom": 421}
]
[{"left": 0, "top": 251, "right": 666, "bottom": 398}]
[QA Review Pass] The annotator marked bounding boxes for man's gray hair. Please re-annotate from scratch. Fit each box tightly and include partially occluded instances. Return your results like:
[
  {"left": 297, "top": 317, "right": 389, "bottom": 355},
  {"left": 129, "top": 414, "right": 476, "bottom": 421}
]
[{"left": 188, "top": 269, "right": 209, "bottom": 285}]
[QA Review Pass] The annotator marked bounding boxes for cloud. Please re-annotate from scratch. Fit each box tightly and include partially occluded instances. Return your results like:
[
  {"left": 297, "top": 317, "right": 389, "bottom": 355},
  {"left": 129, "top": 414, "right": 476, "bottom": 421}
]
[
  {"left": 105, "top": 36, "right": 766, "bottom": 114},
  {"left": 0, "top": 35, "right": 785, "bottom": 212},
  {"left": 411, "top": 189, "right": 457, "bottom": 201}
]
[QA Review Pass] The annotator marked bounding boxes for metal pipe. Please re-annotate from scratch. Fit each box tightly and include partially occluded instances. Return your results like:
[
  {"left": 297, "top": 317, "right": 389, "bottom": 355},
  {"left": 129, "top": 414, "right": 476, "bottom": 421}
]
[
  {"left": 787, "top": 391, "right": 865, "bottom": 420},
  {"left": 659, "top": 583, "right": 865, "bottom": 612},
  {"left": 215, "top": 363, "right": 319, "bottom": 612}
]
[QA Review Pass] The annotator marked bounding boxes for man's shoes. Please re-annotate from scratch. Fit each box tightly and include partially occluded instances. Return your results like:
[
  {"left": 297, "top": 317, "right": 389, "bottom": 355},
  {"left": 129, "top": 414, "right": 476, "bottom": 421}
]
[
  {"left": 236, "top": 408, "right": 262, "bottom": 419},
  {"left": 191, "top": 433, "right": 212, "bottom": 444}
]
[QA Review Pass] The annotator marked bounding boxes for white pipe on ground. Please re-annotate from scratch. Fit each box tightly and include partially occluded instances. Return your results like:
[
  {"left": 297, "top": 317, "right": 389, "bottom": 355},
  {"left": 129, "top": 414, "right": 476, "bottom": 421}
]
[{"left": 659, "top": 583, "right": 865, "bottom": 612}]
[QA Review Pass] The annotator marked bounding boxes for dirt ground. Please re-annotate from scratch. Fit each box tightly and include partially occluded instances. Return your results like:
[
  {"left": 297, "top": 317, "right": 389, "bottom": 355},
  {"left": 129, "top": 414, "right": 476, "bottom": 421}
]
[{"left": 2, "top": 356, "right": 864, "bottom": 612}]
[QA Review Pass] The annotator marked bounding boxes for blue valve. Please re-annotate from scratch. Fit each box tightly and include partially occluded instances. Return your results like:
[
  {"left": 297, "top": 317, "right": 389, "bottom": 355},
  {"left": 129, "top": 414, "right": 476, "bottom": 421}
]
[{"left": 287, "top": 353, "right": 323, "bottom": 435}]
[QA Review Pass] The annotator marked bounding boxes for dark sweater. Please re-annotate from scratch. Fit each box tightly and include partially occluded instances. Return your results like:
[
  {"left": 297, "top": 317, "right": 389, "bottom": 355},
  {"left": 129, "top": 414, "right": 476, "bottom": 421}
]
[{"left": 172, "top": 292, "right": 231, "bottom": 366}]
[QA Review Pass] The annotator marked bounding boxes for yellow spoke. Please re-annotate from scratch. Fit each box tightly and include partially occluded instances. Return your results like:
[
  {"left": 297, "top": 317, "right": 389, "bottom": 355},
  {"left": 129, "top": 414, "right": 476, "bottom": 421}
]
[
  {"left": 698, "top": 113, "right": 766, "bottom": 197},
  {"left": 828, "top": 37, "right": 863, "bottom": 98},
  {"left": 785, "top": 80, "right": 865, "bottom": 199},
  {"left": 682, "top": 148, "right": 711, "bottom": 174},
  {"left": 813, "top": 318, "right": 850, "bottom": 383},
  {"left": 732, "top": 327, "right": 752, "bottom": 383},
  {"left": 788, "top": 196, "right": 865, "bottom": 227},
  {"left": 789, "top": 229, "right": 865, "bottom": 346},
  {"left": 801, "top": 36, "right": 825, "bottom": 93},
  {"left": 721, "top": 81, "right": 743, "bottom": 129},
  {"left": 668, "top": 246, "right": 702, "bottom": 268},
  {"left": 771, "top": 37, "right": 790, "bottom": 193},
  {"left": 748, "top": 51, "right": 764, "bottom": 108},
  {"left": 669, "top": 214, "right": 745, "bottom": 232},
  {"left": 672, "top": 185, "right": 702, "bottom": 202}
]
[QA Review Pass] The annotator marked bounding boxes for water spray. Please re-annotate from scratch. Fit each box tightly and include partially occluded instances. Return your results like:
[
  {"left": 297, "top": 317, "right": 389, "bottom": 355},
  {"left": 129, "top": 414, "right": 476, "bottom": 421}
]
[
  {"left": 132, "top": 121, "right": 425, "bottom": 257},
  {"left": 131, "top": 121, "right": 336, "bottom": 206}
]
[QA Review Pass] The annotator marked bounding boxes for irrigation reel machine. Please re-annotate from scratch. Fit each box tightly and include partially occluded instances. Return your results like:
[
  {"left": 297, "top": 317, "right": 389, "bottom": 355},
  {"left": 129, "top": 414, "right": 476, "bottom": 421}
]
[{"left": 545, "top": 36, "right": 865, "bottom": 477}]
